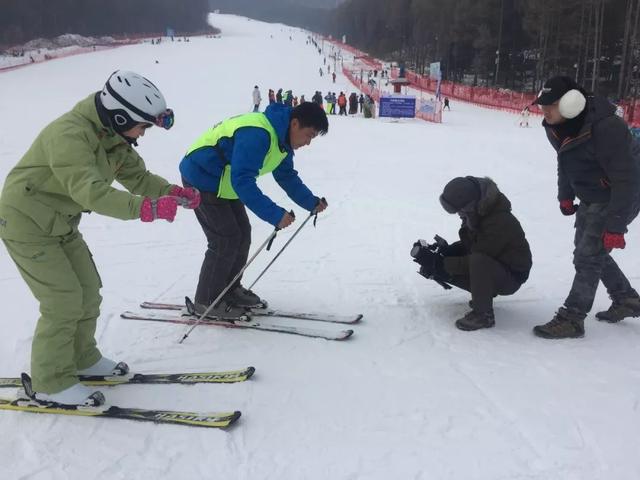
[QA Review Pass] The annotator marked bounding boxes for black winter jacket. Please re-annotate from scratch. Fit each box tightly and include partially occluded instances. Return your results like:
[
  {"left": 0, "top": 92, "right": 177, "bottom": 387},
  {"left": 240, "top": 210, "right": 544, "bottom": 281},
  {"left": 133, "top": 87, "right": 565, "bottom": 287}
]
[
  {"left": 444, "top": 179, "right": 532, "bottom": 284},
  {"left": 544, "top": 96, "right": 640, "bottom": 233}
]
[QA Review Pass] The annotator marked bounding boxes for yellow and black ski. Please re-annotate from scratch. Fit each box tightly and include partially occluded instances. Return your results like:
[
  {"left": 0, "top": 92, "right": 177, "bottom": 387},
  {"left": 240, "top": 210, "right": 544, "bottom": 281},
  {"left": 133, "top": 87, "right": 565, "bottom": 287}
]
[
  {"left": 0, "top": 397, "right": 240, "bottom": 429},
  {"left": 0, "top": 367, "right": 255, "bottom": 389}
]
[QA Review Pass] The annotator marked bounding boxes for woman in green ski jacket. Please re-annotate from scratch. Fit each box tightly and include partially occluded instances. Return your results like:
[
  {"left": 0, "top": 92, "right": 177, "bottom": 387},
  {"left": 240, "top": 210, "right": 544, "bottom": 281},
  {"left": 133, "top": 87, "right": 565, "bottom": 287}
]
[{"left": 0, "top": 70, "right": 200, "bottom": 406}]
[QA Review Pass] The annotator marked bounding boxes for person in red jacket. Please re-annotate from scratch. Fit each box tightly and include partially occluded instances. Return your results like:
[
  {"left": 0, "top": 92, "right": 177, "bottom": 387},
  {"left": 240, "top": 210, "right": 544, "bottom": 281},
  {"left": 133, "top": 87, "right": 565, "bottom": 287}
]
[{"left": 337, "top": 92, "right": 347, "bottom": 116}]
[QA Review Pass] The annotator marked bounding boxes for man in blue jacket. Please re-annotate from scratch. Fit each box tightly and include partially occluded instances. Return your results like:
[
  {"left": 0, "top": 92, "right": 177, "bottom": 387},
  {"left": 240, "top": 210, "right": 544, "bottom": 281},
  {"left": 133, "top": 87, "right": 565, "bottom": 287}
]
[{"left": 180, "top": 102, "right": 329, "bottom": 318}]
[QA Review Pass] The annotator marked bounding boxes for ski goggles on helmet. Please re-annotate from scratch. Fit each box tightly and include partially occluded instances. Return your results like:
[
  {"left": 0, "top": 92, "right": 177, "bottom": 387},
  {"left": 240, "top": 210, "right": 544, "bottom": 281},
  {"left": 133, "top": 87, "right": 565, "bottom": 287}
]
[{"left": 154, "top": 109, "right": 174, "bottom": 130}]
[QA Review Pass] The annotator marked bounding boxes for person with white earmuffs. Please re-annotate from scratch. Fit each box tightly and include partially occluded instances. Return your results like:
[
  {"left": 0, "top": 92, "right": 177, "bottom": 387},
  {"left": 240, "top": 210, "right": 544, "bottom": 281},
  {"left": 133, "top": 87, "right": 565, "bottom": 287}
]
[{"left": 531, "top": 76, "right": 640, "bottom": 339}]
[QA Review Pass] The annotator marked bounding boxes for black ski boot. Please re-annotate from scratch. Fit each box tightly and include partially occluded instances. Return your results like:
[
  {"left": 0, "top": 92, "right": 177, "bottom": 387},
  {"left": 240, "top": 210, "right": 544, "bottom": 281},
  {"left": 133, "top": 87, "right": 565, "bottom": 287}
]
[
  {"left": 595, "top": 295, "right": 640, "bottom": 323},
  {"left": 533, "top": 307, "right": 585, "bottom": 339},
  {"left": 192, "top": 300, "right": 248, "bottom": 321},
  {"left": 227, "top": 285, "right": 264, "bottom": 308},
  {"left": 455, "top": 310, "right": 495, "bottom": 331}
]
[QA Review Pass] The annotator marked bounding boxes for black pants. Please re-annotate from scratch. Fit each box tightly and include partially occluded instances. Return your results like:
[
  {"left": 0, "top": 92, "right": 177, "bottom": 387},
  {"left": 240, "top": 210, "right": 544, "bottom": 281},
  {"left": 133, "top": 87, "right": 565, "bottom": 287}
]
[
  {"left": 189, "top": 188, "right": 251, "bottom": 306},
  {"left": 443, "top": 252, "right": 523, "bottom": 313}
]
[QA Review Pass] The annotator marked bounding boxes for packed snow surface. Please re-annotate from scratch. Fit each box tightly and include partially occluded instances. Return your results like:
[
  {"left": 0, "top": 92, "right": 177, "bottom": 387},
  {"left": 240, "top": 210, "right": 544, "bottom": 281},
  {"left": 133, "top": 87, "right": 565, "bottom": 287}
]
[{"left": 0, "top": 13, "right": 638, "bottom": 480}]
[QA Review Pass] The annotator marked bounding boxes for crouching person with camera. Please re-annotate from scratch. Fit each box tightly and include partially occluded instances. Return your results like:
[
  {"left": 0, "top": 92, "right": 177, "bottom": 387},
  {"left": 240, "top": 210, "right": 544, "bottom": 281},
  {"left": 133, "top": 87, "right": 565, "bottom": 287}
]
[{"left": 411, "top": 177, "right": 532, "bottom": 331}]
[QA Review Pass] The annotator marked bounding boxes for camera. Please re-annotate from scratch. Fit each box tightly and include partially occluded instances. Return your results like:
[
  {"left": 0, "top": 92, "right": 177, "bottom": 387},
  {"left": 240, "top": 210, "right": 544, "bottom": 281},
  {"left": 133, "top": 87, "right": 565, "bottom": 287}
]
[
  {"left": 410, "top": 235, "right": 448, "bottom": 265},
  {"left": 410, "top": 235, "right": 452, "bottom": 290},
  {"left": 410, "top": 239, "right": 433, "bottom": 265}
]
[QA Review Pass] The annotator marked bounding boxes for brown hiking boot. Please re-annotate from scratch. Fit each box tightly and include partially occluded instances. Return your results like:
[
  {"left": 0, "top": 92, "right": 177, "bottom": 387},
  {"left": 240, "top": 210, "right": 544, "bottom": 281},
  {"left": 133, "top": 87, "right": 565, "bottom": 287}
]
[
  {"left": 455, "top": 310, "right": 495, "bottom": 331},
  {"left": 533, "top": 307, "right": 585, "bottom": 339},
  {"left": 595, "top": 295, "right": 640, "bottom": 323}
]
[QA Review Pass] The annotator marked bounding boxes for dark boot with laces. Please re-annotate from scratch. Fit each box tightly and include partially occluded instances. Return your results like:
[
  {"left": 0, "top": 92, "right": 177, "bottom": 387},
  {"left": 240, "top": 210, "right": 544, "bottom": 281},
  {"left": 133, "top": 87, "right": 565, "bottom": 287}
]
[
  {"left": 533, "top": 307, "right": 585, "bottom": 339},
  {"left": 455, "top": 309, "right": 495, "bottom": 331},
  {"left": 595, "top": 295, "right": 640, "bottom": 323}
]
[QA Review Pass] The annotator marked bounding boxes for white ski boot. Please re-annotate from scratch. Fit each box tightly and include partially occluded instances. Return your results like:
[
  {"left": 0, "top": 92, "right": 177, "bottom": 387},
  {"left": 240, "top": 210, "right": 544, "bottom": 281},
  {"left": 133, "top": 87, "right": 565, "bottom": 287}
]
[
  {"left": 34, "top": 382, "right": 105, "bottom": 407},
  {"left": 78, "top": 357, "right": 129, "bottom": 377}
]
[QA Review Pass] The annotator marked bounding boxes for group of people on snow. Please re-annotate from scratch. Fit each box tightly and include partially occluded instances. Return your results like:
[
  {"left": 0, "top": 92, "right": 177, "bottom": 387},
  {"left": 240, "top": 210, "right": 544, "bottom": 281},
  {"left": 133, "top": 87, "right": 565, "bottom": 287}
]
[
  {"left": 1, "top": 70, "right": 638, "bottom": 410},
  {"left": 255, "top": 87, "right": 300, "bottom": 111}
]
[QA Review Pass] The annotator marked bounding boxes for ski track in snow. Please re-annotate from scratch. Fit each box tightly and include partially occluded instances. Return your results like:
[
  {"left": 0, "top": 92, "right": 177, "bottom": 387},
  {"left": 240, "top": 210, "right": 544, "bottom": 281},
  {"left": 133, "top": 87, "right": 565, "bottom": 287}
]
[{"left": 0, "top": 12, "right": 640, "bottom": 480}]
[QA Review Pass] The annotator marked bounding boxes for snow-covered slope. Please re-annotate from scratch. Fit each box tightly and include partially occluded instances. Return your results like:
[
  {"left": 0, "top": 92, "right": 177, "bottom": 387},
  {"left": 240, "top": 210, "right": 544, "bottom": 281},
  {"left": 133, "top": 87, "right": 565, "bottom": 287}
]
[{"left": 0, "top": 13, "right": 638, "bottom": 480}]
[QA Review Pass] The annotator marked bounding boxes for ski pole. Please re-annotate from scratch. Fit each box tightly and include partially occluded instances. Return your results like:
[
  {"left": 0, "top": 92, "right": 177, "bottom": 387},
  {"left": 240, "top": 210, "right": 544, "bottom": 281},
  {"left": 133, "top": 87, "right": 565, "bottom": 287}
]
[
  {"left": 247, "top": 198, "right": 326, "bottom": 291},
  {"left": 178, "top": 226, "right": 280, "bottom": 344}
]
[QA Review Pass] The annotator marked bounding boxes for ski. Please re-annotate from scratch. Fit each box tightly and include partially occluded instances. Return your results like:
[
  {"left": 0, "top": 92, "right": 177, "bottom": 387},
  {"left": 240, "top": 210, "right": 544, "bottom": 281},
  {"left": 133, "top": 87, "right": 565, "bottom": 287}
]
[
  {"left": 0, "top": 367, "right": 255, "bottom": 389},
  {"left": 0, "top": 397, "right": 240, "bottom": 429},
  {"left": 121, "top": 311, "right": 354, "bottom": 341},
  {"left": 140, "top": 301, "right": 363, "bottom": 325}
]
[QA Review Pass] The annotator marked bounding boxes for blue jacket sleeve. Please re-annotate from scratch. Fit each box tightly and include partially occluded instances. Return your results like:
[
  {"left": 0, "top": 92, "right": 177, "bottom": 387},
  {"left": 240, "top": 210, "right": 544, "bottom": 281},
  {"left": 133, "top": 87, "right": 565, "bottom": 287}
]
[
  {"left": 231, "top": 128, "right": 286, "bottom": 226},
  {"left": 272, "top": 154, "right": 318, "bottom": 212}
]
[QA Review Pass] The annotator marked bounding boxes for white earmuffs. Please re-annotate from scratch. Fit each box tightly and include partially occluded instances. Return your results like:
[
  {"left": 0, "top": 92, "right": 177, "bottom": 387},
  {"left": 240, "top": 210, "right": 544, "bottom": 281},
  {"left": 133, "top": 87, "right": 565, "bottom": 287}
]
[{"left": 558, "top": 89, "right": 586, "bottom": 119}]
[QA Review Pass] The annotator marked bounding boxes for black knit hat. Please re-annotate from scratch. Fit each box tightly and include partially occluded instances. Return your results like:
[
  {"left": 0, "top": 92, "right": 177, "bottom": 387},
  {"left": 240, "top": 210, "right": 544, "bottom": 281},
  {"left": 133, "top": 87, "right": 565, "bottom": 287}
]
[
  {"left": 533, "top": 76, "right": 580, "bottom": 106},
  {"left": 439, "top": 177, "right": 481, "bottom": 214}
]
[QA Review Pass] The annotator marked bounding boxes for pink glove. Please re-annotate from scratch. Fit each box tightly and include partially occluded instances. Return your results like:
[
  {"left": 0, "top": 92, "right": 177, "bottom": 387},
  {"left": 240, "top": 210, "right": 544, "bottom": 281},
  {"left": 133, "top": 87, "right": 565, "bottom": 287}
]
[
  {"left": 140, "top": 196, "right": 178, "bottom": 222},
  {"left": 169, "top": 185, "right": 201, "bottom": 209},
  {"left": 603, "top": 232, "right": 626, "bottom": 251}
]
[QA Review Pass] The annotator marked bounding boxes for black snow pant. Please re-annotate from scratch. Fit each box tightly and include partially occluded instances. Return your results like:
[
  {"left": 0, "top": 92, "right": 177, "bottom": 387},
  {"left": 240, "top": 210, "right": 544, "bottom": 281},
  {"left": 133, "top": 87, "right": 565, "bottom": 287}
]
[
  {"left": 443, "top": 252, "right": 523, "bottom": 313},
  {"left": 563, "top": 202, "right": 639, "bottom": 314},
  {"left": 188, "top": 186, "right": 252, "bottom": 306}
]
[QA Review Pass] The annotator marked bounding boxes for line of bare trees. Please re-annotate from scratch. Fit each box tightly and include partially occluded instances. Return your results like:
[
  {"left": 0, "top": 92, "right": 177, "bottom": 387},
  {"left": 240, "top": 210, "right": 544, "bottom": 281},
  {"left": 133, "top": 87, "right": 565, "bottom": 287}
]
[
  {"left": 1, "top": 0, "right": 212, "bottom": 48},
  {"left": 328, "top": 0, "right": 638, "bottom": 99}
]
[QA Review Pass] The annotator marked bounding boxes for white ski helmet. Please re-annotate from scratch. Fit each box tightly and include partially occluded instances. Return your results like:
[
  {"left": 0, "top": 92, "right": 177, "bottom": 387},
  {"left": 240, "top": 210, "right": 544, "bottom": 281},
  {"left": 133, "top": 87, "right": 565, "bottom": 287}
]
[{"left": 99, "top": 70, "right": 173, "bottom": 131}]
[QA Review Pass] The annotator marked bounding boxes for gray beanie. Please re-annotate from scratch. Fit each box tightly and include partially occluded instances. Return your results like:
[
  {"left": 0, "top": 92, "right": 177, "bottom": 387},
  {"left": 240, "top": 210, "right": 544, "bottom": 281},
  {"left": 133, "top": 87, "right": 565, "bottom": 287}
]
[{"left": 439, "top": 177, "right": 481, "bottom": 213}]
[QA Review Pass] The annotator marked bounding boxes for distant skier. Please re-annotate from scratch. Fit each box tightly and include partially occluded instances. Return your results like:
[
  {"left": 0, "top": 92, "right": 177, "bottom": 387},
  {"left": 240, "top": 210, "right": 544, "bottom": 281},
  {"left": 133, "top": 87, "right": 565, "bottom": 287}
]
[
  {"left": 312, "top": 91, "right": 324, "bottom": 109},
  {"left": 337, "top": 92, "right": 347, "bottom": 115},
  {"left": 518, "top": 106, "right": 530, "bottom": 127},
  {"left": 444, "top": 97, "right": 450, "bottom": 110},
  {"left": 330, "top": 92, "right": 337, "bottom": 115},
  {"left": 283, "top": 89, "right": 293, "bottom": 107},
  {"left": 358, "top": 93, "right": 364, "bottom": 113},
  {"left": 531, "top": 76, "right": 640, "bottom": 339},
  {"left": 363, "top": 95, "right": 376, "bottom": 118},
  {"left": 276, "top": 88, "right": 283, "bottom": 104},
  {"left": 324, "top": 92, "right": 333, "bottom": 115},
  {"left": 252, "top": 85, "right": 262, "bottom": 112},
  {"left": 0, "top": 71, "right": 198, "bottom": 407},
  {"left": 319, "top": 67, "right": 323, "bottom": 77},
  {"left": 179, "top": 103, "right": 329, "bottom": 319},
  {"left": 412, "top": 177, "right": 532, "bottom": 331},
  {"left": 332, "top": 72, "right": 336, "bottom": 83},
  {"left": 348, "top": 93, "right": 358, "bottom": 115},
  {"left": 268, "top": 88, "right": 276, "bottom": 105}
]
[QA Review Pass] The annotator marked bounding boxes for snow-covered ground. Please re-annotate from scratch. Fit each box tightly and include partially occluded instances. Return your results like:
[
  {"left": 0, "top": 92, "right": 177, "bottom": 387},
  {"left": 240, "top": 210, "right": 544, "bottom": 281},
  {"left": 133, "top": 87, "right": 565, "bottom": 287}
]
[{"left": 1, "top": 13, "right": 639, "bottom": 480}]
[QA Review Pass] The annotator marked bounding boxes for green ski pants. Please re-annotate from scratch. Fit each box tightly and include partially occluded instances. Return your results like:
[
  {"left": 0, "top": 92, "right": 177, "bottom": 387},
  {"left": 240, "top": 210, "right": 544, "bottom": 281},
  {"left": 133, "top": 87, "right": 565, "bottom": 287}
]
[{"left": 2, "top": 230, "right": 102, "bottom": 393}]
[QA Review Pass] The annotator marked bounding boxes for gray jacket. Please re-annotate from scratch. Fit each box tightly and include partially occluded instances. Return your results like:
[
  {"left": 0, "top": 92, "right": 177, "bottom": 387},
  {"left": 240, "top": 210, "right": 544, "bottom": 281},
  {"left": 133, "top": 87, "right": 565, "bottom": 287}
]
[{"left": 544, "top": 96, "right": 640, "bottom": 233}]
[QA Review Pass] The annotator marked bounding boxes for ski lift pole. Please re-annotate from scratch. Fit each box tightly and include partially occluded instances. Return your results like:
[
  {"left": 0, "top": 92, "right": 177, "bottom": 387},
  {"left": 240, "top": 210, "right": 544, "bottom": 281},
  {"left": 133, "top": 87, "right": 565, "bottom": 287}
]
[
  {"left": 247, "top": 198, "right": 326, "bottom": 291},
  {"left": 178, "top": 224, "right": 282, "bottom": 344}
]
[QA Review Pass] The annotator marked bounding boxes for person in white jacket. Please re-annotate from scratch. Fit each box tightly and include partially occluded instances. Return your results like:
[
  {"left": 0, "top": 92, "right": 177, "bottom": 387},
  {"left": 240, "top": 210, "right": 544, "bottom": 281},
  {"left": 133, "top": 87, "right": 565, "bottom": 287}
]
[
  {"left": 519, "top": 106, "right": 530, "bottom": 127},
  {"left": 252, "top": 86, "right": 262, "bottom": 112}
]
